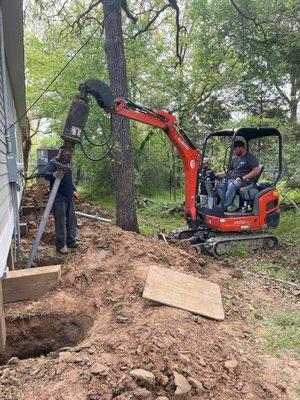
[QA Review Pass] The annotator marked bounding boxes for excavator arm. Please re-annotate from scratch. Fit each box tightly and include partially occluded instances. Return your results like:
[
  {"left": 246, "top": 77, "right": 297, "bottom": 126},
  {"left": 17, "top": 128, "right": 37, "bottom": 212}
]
[{"left": 61, "top": 79, "right": 201, "bottom": 224}]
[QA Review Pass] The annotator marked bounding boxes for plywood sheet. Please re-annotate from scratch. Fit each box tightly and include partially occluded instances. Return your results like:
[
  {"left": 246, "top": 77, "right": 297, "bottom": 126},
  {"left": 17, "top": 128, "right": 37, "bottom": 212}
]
[{"left": 143, "top": 265, "right": 224, "bottom": 321}]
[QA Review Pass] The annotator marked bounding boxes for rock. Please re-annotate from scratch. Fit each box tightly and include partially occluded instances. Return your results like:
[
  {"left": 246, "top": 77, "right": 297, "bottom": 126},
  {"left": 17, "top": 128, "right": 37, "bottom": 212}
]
[
  {"left": 187, "top": 377, "right": 203, "bottom": 393},
  {"left": 129, "top": 369, "right": 155, "bottom": 388},
  {"left": 277, "top": 383, "right": 287, "bottom": 392},
  {"left": 173, "top": 372, "right": 191, "bottom": 399},
  {"left": 161, "top": 375, "right": 169, "bottom": 386},
  {"left": 133, "top": 387, "right": 152, "bottom": 399},
  {"left": 1, "top": 368, "right": 10, "bottom": 380},
  {"left": 224, "top": 359, "right": 238, "bottom": 373},
  {"left": 6, "top": 357, "right": 19, "bottom": 366},
  {"left": 178, "top": 354, "right": 190, "bottom": 366},
  {"left": 116, "top": 315, "right": 129, "bottom": 323},
  {"left": 88, "top": 347, "right": 96, "bottom": 355},
  {"left": 156, "top": 397, "right": 169, "bottom": 400},
  {"left": 202, "top": 378, "right": 217, "bottom": 390},
  {"left": 90, "top": 363, "right": 109, "bottom": 376},
  {"left": 232, "top": 269, "right": 243, "bottom": 279}
]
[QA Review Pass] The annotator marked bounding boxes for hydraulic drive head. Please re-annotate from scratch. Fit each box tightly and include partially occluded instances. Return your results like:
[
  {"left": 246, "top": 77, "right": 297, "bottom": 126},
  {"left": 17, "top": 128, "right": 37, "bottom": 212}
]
[{"left": 61, "top": 99, "right": 90, "bottom": 146}]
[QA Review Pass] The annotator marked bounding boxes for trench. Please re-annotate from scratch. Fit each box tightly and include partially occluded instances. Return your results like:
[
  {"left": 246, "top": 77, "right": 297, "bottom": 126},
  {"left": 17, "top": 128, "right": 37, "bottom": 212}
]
[{"left": 0, "top": 312, "right": 94, "bottom": 365}]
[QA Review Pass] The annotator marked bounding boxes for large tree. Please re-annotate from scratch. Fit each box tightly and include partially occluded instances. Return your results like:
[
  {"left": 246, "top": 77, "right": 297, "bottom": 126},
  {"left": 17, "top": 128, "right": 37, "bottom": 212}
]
[{"left": 102, "top": 0, "right": 139, "bottom": 232}]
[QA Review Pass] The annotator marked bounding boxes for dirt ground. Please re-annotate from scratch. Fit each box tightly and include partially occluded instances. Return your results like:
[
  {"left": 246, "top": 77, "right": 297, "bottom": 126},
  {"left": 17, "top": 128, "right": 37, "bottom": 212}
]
[{"left": 0, "top": 193, "right": 299, "bottom": 400}]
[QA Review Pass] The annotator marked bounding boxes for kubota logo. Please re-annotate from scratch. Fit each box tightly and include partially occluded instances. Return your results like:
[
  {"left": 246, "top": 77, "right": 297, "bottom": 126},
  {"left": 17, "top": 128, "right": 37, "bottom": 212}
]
[{"left": 190, "top": 160, "right": 195, "bottom": 169}]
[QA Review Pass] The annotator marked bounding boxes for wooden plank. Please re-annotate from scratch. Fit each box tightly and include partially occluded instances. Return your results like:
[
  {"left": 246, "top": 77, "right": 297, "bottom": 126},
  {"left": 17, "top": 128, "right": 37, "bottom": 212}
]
[
  {"left": 7, "top": 244, "right": 14, "bottom": 271},
  {"left": 2, "top": 265, "right": 61, "bottom": 303},
  {"left": 143, "top": 265, "right": 225, "bottom": 321},
  {"left": 20, "top": 205, "right": 40, "bottom": 217},
  {"left": 19, "top": 222, "right": 28, "bottom": 237},
  {"left": 0, "top": 281, "right": 6, "bottom": 351}
]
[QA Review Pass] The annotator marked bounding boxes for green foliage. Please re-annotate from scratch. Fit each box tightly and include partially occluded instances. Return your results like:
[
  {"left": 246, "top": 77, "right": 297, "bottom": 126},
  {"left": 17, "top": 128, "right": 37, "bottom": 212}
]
[
  {"left": 25, "top": 0, "right": 300, "bottom": 199},
  {"left": 274, "top": 211, "right": 300, "bottom": 246}
]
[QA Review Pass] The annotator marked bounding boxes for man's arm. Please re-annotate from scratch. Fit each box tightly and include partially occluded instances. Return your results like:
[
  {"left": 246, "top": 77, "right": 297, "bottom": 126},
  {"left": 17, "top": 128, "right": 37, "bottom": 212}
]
[
  {"left": 43, "top": 162, "right": 56, "bottom": 182},
  {"left": 242, "top": 166, "right": 261, "bottom": 180}
]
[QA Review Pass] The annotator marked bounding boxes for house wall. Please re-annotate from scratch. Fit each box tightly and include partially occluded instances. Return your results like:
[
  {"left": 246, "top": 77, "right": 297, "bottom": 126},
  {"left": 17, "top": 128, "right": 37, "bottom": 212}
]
[{"left": 0, "top": 4, "right": 24, "bottom": 278}]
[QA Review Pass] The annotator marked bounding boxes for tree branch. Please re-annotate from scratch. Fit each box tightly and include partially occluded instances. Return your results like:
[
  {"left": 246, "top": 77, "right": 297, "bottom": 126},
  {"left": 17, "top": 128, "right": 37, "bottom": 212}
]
[
  {"left": 131, "top": 3, "right": 170, "bottom": 39},
  {"left": 121, "top": 0, "right": 138, "bottom": 24}
]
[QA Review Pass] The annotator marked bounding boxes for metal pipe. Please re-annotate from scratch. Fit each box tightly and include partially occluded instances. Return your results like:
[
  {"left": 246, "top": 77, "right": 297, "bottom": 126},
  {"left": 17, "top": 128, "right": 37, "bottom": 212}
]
[
  {"left": 75, "top": 211, "right": 113, "bottom": 224},
  {"left": 26, "top": 176, "right": 62, "bottom": 268}
]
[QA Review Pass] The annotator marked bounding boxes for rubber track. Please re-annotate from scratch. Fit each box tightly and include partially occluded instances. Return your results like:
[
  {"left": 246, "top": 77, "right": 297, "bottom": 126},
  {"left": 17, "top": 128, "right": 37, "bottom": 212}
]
[{"left": 193, "top": 233, "right": 278, "bottom": 256}]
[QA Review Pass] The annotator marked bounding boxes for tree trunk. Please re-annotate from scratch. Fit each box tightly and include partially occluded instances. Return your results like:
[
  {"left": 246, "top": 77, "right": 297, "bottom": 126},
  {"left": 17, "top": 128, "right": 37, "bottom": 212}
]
[
  {"left": 103, "top": 0, "right": 139, "bottom": 233},
  {"left": 23, "top": 135, "right": 31, "bottom": 172},
  {"left": 289, "top": 76, "right": 298, "bottom": 124}
]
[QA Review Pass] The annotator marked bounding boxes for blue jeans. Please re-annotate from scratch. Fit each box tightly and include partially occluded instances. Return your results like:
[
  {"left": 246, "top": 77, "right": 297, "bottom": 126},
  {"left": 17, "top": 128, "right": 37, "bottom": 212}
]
[
  {"left": 53, "top": 200, "right": 77, "bottom": 250},
  {"left": 217, "top": 179, "right": 242, "bottom": 209}
]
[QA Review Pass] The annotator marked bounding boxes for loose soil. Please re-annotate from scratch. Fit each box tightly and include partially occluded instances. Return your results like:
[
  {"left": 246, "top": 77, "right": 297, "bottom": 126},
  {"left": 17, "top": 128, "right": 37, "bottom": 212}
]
[{"left": 1, "top": 191, "right": 299, "bottom": 400}]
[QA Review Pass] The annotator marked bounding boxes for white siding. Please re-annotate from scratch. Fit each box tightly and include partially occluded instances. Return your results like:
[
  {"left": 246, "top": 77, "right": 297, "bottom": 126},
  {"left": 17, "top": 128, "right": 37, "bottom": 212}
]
[{"left": 0, "top": 5, "right": 22, "bottom": 277}]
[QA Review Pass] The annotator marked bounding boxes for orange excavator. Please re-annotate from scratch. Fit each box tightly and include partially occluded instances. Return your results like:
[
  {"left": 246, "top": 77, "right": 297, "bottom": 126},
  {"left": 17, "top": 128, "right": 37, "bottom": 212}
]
[
  {"left": 27, "top": 79, "right": 282, "bottom": 267},
  {"left": 60, "top": 79, "right": 282, "bottom": 255}
]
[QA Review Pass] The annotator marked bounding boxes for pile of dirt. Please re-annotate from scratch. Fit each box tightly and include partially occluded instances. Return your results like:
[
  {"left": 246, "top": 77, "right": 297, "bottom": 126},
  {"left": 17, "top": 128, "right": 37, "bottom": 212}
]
[{"left": 1, "top": 195, "right": 299, "bottom": 399}]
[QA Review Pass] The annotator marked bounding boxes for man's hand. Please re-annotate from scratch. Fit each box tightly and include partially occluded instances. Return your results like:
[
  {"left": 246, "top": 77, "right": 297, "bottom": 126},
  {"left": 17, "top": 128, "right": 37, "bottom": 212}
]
[
  {"left": 234, "top": 177, "right": 242, "bottom": 185},
  {"left": 73, "top": 192, "right": 80, "bottom": 201},
  {"left": 215, "top": 171, "right": 226, "bottom": 179},
  {"left": 53, "top": 171, "right": 58, "bottom": 178}
]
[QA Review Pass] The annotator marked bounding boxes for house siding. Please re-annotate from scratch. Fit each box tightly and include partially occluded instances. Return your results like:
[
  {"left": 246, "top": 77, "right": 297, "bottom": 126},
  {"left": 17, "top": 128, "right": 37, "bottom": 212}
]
[{"left": 0, "top": 4, "right": 24, "bottom": 277}]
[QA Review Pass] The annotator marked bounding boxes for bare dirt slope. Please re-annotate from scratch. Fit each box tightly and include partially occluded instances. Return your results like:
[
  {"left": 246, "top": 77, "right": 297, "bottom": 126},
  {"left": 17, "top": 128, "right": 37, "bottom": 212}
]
[{"left": 0, "top": 201, "right": 299, "bottom": 400}]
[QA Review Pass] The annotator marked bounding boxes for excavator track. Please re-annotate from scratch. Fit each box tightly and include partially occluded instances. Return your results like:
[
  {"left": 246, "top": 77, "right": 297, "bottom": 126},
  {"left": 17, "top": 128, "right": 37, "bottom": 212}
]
[{"left": 193, "top": 233, "right": 278, "bottom": 256}]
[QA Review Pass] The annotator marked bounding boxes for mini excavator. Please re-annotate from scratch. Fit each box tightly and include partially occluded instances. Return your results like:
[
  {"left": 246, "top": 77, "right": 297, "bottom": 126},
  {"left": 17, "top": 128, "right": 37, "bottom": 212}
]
[{"left": 27, "top": 79, "right": 282, "bottom": 266}]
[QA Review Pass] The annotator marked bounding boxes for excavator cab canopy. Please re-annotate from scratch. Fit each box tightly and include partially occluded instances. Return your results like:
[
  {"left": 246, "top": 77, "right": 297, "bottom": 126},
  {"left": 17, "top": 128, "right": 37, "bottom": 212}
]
[{"left": 201, "top": 127, "right": 283, "bottom": 186}]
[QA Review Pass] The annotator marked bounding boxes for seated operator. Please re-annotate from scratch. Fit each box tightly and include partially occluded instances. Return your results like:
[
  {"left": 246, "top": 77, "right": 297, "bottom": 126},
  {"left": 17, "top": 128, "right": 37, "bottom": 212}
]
[
  {"left": 216, "top": 140, "right": 260, "bottom": 212},
  {"left": 199, "top": 157, "right": 216, "bottom": 195}
]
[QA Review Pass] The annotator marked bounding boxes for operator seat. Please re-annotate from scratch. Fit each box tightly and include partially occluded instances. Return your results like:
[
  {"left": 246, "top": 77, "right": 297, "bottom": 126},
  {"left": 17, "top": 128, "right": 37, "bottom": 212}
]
[{"left": 239, "top": 166, "right": 264, "bottom": 201}]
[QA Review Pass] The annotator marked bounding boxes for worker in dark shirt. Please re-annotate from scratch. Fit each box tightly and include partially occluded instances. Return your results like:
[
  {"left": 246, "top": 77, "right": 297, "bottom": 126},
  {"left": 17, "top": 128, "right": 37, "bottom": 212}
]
[
  {"left": 216, "top": 140, "right": 260, "bottom": 212},
  {"left": 199, "top": 157, "right": 216, "bottom": 195},
  {"left": 44, "top": 147, "right": 79, "bottom": 254}
]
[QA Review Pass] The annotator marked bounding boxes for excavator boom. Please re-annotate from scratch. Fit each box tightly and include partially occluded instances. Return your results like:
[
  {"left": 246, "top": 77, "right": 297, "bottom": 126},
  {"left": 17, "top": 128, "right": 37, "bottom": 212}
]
[{"left": 62, "top": 79, "right": 201, "bottom": 224}]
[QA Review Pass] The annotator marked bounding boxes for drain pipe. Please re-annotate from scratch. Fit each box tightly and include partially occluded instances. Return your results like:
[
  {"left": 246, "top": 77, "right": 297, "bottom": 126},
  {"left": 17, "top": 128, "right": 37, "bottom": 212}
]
[{"left": 26, "top": 166, "right": 68, "bottom": 268}]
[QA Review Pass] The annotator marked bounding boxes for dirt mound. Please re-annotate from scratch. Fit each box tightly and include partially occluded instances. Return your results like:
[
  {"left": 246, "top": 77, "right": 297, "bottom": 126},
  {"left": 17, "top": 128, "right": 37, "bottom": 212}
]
[{"left": 1, "top": 189, "right": 299, "bottom": 399}]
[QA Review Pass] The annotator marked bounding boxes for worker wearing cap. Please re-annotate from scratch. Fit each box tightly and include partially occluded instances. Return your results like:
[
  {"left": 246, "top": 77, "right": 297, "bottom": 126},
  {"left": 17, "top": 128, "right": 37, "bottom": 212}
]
[
  {"left": 199, "top": 157, "right": 216, "bottom": 195},
  {"left": 43, "top": 147, "right": 79, "bottom": 254},
  {"left": 216, "top": 140, "right": 260, "bottom": 212}
]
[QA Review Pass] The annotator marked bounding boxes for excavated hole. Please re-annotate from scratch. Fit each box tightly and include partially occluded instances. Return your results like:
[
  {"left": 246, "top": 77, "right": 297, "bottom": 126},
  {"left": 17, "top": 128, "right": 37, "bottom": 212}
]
[{"left": 0, "top": 312, "right": 94, "bottom": 365}]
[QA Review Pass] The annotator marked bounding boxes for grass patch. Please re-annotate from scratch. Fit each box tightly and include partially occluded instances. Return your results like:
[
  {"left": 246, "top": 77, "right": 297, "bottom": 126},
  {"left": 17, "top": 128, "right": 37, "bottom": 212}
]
[
  {"left": 274, "top": 211, "right": 300, "bottom": 245},
  {"left": 78, "top": 185, "right": 185, "bottom": 236},
  {"left": 249, "top": 261, "right": 300, "bottom": 283},
  {"left": 294, "top": 385, "right": 300, "bottom": 396},
  {"left": 137, "top": 194, "right": 185, "bottom": 236},
  {"left": 262, "top": 312, "right": 300, "bottom": 357}
]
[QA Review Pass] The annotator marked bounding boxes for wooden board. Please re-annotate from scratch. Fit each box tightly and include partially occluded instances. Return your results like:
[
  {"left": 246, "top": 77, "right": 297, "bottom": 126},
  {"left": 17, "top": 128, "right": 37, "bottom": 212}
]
[
  {"left": 143, "top": 265, "right": 224, "bottom": 321},
  {"left": 19, "top": 222, "right": 28, "bottom": 237},
  {"left": 0, "top": 281, "right": 6, "bottom": 351},
  {"left": 2, "top": 265, "right": 61, "bottom": 303}
]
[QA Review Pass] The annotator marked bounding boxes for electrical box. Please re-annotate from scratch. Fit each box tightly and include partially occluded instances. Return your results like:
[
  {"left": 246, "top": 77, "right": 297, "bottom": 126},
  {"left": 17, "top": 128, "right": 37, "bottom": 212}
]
[
  {"left": 37, "top": 147, "right": 59, "bottom": 174},
  {"left": 7, "top": 154, "right": 18, "bottom": 183}
]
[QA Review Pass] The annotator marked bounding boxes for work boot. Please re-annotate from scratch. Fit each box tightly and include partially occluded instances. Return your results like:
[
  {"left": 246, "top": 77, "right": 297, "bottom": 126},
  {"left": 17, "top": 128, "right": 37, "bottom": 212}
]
[
  {"left": 67, "top": 242, "right": 79, "bottom": 249},
  {"left": 227, "top": 205, "right": 238, "bottom": 213},
  {"left": 57, "top": 246, "right": 69, "bottom": 255}
]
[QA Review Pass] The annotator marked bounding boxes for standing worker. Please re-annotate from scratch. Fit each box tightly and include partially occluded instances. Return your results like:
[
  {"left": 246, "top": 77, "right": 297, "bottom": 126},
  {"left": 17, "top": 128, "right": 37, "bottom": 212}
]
[{"left": 43, "top": 147, "right": 79, "bottom": 254}]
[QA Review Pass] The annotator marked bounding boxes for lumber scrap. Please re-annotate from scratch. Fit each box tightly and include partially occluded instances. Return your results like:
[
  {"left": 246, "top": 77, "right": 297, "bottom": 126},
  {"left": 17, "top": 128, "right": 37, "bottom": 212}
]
[
  {"left": 2, "top": 265, "right": 61, "bottom": 303},
  {"left": 143, "top": 265, "right": 225, "bottom": 321},
  {"left": 19, "top": 222, "right": 28, "bottom": 237},
  {"left": 0, "top": 281, "right": 6, "bottom": 351}
]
